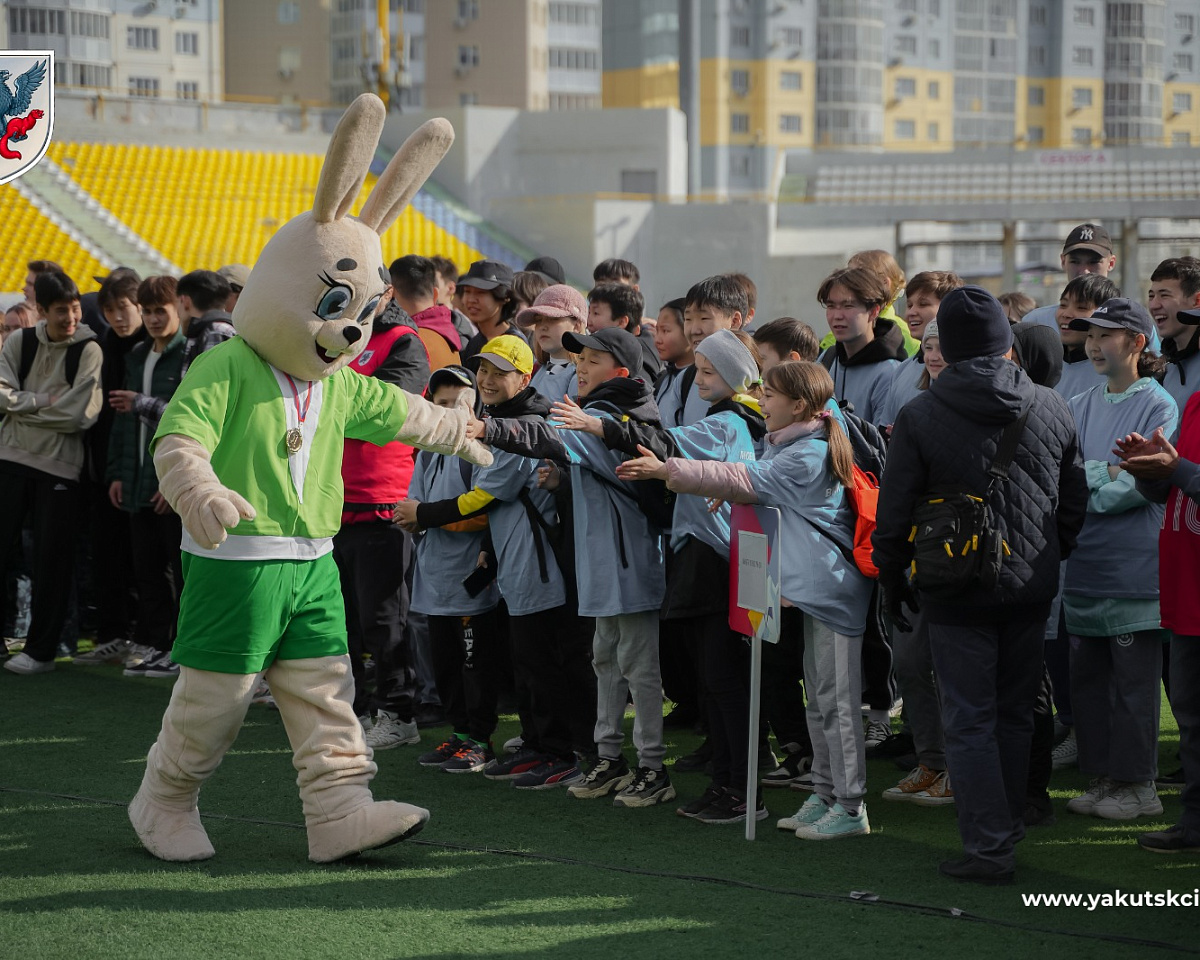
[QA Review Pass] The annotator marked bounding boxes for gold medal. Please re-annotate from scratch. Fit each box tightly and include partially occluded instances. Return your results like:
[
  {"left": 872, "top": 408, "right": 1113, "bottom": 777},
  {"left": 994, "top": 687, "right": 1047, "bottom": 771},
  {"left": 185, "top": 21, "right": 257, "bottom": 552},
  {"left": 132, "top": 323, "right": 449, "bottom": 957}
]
[{"left": 286, "top": 427, "right": 304, "bottom": 454}]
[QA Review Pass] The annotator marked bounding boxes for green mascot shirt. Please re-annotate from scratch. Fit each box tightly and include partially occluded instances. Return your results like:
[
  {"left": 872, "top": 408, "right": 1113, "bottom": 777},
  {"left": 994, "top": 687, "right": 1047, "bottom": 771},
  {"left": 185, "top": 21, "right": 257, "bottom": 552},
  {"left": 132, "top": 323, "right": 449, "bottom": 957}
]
[{"left": 153, "top": 337, "right": 409, "bottom": 560}]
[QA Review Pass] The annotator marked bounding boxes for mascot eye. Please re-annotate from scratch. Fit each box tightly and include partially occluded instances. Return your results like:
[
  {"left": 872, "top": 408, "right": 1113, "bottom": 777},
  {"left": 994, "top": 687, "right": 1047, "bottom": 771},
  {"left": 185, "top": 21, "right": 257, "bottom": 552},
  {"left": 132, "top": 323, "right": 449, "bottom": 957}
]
[
  {"left": 315, "top": 285, "right": 353, "bottom": 320},
  {"left": 358, "top": 294, "right": 383, "bottom": 323}
]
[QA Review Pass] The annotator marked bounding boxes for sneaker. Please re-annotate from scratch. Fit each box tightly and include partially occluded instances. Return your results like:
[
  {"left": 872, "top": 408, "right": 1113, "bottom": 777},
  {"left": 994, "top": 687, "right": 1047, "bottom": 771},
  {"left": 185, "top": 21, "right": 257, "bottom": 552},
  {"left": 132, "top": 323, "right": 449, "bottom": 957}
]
[
  {"left": 864, "top": 720, "right": 893, "bottom": 751},
  {"left": 72, "top": 638, "right": 132, "bottom": 665},
  {"left": 759, "top": 745, "right": 779, "bottom": 773},
  {"left": 358, "top": 714, "right": 373, "bottom": 733},
  {"left": 440, "top": 740, "right": 493, "bottom": 773},
  {"left": 882, "top": 764, "right": 941, "bottom": 803},
  {"left": 364, "top": 711, "right": 420, "bottom": 750},
  {"left": 672, "top": 739, "right": 712, "bottom": 773},
  {"left": 1066, "top": 777, "right": 1113, "bottom": 815},
  {"left": 418, "top": 735, "right": 467, "bottom": 768},
  {"left": 251, "top": 678, "right": 277, "bottom": 709},
  {"left": 122, "top": 657, "right": 153, "bottom": 678},
  {"left": 777, "top": 793, "right": 830, "bottom": 832},
  {"left": 762, "top": 745, "right": 813, "bottom": 787},
  {"left": 124, "top": 644, "right": 157, "bottom": 669},
  {"left": 1155, "top": 768, "right": 1186, "bottom": 790},
  {"left": 513, "top": 758, "right": 583, "bottom": 790},
  {"left": 795, "top": 802, "right": 871, "bottom": 840},
  {"left": 1091, "top": 780, "right": 1163, "bottom": 820},
  {"left": 1024, "top": 798, "right": 1057, "bottom": 827},
  {"left": 790, "top": 770, "right": 816, "bottom": 792},
  {"left": 911, "top": 771, "right": 955, "bottom": 807},
  {"left": 568, "top": 756, "right": 634, "bottom": 799},
  {"left": 143, "top": 652, "right": 181, "bottom": 679},
  {"left": 1138, "top": 823, "right": 1200, "bottom": 854},
  {"left": 693, "top": 789, "right": 768, "bottom": 825},
  {"left": 1051, "top": 729, "right": 1077, "bottom": 769},
  {"left": 3, "top": 652, "right": 55, "bottom": 675},
  {"left": 938, "top": 855, "right": 1014, "bottom": 886},
  {"left": 872, "top": 731, "right": 916, "bottom": 760},
  {"left": 612, "top": 766, "right": 677, "bottom": 808},
  {"left": 503, "top": 735, "right": 525, "bottom": 755},
  {"left": 483, "top": 746, "right": 550, "bottom": 781},
  {"left": 676, "top": 783, "right": 725, "bottom": 819}
]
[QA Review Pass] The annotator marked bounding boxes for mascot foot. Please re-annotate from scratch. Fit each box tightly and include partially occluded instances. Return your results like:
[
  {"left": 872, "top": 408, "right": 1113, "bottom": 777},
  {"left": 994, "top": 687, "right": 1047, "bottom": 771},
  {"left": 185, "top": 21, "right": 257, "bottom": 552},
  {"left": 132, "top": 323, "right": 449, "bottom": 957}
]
[
  {"left": 307, "top": 801, "right": 429, "bottom": 863},
  {"left": 129, "top": 787, "right": 215, "bottom": 862}
]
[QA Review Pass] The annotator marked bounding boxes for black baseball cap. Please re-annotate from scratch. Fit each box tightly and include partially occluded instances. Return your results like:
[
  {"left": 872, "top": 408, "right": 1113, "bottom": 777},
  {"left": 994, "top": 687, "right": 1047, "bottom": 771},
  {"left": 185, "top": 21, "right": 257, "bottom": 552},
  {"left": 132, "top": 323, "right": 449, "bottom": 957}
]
[
  {"left": 1062, "top": 223, "right": 1113, "bottom": 258},
  {"left": 458, "top": 259, "right": 515, "bottom": 291},
  {"left": 524, "top": 255, "right": 565, "bottom": 285},
  {"left": 562, "top": 327, "right": 641, "bottom": 375},
  {"left": 1068, "top": 297, "right": 1155, "bottom": 339}
]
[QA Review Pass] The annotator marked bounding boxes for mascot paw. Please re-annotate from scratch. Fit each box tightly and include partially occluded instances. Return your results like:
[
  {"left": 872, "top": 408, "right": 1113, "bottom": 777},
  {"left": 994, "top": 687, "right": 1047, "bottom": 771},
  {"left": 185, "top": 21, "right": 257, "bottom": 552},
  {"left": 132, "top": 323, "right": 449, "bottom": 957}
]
[
  {"left": 459, "top": 438, "right": 494, "bottom": 467},
  {"left": 307, "top": 800, "right": 429, "bottom": 863},
  {"left": 129, "top": 788, "right": 216, "bottom": 862}
]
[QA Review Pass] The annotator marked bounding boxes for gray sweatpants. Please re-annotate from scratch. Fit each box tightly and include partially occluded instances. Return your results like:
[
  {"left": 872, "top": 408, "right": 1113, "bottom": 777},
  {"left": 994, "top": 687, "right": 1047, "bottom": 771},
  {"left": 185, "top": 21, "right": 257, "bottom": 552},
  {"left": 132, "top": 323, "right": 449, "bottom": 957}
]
[
  {"left": 593, "top": 611, "right": 666, "bottom": 769},
  {"left": 1069, "top": 631, "right": 1162, "bottom": 782},
  {"left": 804, "top": 616, "right": 866, "bottom": 806},
  {"left": 893, "top": 607, "right": 946, "bottom": 770}
]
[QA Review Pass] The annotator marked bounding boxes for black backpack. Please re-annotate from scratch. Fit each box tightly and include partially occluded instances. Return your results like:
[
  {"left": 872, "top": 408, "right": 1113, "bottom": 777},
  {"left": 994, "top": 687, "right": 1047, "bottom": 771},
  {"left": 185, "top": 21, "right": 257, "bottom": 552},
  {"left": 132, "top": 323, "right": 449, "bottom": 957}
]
[{"left": 17, "top": 327, "right": 90, "bottom": 389}]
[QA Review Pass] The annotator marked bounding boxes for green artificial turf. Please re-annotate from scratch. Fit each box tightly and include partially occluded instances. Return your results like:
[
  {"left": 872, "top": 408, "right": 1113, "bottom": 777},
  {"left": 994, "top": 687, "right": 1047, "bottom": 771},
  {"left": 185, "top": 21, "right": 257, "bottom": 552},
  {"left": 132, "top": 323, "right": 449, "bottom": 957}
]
[{"left": 2, "top": 659, "right": 1198, "bottom": 959}]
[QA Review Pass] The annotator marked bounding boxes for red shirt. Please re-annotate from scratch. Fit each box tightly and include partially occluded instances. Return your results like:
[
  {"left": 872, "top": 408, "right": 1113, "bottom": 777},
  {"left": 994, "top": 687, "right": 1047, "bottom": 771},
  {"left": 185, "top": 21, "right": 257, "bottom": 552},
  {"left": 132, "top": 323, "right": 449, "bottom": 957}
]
[{"left": 1160, "top": 391, "right": 1200, "bottom": 634}]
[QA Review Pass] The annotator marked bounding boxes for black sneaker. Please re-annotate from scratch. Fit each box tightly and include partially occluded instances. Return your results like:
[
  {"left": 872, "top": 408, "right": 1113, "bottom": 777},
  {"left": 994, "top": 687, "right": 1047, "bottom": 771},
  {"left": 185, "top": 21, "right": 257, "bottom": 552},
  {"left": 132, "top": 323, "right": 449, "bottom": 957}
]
[
  {"left": 938, "top": 856, "right": 1014, "bottom": 886},
  {"left": 144, "top": 652, "right": 180, "bottom": 678},
  {"left": 693, "top": 788, "right": 768, "bottom": 825},
  {"left": 483, "top": 747, "right": 549, "bottom": 781},
  {"left": 1138, "top": 824, "right": 1200, "bottom": 854},
  {"left": 762, "top": 744, "right": 813, "bottom": 787},
  {"left": 513, "top": 758, "right": 583, "bottom": 790},
  {"left": 612, "top": 766, "right": 677, "bottom": 808},
  {"left": 676, "top": 783, "right": 724, "bottom": 819},
  {"left": 567, "top": 756, "right": 634, "bottom": 798},
  {"left": 1155, "top": 768, "right": 1186, "bottom": 790},
  {"left": 1024, "top": 798, "right": 1057, "bottom": 827},
  {"left": 672, "top": 739, "right": 712, "bottom": 773},
  {"left": 871, "top": 731, "right": 915, "bottom": 760},
  {"left": 440, "top": 740, "right": 493, "bottom": 773},
  {"left": 418, "top": 735, "right": 467, "bottom": 768}
]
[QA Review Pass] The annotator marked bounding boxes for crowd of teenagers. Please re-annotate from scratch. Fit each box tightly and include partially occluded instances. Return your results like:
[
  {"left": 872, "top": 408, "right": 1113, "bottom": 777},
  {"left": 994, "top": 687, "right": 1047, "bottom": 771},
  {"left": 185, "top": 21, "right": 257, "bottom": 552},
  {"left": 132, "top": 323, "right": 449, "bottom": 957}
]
[{"left": 2, "top": 222, "right": 1200, "bottom": 887}]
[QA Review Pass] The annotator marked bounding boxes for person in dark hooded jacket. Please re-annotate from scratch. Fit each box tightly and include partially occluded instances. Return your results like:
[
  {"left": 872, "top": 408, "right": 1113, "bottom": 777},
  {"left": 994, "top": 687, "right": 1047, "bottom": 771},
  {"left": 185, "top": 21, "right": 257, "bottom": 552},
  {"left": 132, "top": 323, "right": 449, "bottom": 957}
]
[{"left": 873, "top": 286, "right": 1088, "bottom": 886}]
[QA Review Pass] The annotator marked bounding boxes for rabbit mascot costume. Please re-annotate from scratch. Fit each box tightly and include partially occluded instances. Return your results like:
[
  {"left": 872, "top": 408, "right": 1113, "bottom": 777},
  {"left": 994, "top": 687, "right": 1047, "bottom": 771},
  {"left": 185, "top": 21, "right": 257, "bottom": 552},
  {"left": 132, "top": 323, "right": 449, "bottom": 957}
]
[{"left": 129, "top": 95, "right": 491, "bottom": 864}]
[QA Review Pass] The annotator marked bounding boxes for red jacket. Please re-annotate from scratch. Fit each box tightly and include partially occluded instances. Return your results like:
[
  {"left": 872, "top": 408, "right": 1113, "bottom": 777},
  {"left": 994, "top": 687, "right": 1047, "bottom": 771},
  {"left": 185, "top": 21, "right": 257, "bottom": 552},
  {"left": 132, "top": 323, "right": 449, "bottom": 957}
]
[{"left": 1160, "top": 391, "right": 1200, "bottom": 634}]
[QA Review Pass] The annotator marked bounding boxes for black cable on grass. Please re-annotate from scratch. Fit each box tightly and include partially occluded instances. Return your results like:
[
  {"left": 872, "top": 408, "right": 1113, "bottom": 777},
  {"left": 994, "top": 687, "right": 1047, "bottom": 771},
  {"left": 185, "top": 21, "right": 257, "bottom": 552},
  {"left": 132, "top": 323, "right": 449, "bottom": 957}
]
[{"left": 2, "top": 784, "right": 1196, "bottom": 956}]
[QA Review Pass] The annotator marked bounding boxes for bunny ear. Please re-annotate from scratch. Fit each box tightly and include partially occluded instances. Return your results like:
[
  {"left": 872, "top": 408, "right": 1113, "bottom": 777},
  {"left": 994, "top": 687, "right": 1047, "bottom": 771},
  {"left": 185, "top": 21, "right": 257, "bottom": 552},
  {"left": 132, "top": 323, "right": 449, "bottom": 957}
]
[
  {"left": 358, "top": 118, "right": 455, "bottom": 236},
  {"left": 312, "top": 94, "right": 386, "bottom": 224}
]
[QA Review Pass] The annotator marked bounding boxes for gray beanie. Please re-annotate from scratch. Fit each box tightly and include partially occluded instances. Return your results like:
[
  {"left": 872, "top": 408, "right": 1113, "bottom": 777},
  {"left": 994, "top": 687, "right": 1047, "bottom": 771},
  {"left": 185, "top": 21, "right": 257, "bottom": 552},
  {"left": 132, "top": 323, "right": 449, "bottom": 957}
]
[{"left": 695, "top": 329, "right": 759, "bottom": 394}]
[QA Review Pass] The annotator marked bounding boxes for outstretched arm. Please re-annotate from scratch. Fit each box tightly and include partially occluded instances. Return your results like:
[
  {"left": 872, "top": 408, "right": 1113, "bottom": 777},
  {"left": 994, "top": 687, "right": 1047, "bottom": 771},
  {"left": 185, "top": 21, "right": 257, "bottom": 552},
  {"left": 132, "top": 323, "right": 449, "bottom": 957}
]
[
  {"left": 482, "top": 415, "right": 572, "bottom": 464},
  {"left": 395, "top": 390, "right": 493, "bottom": 466}
]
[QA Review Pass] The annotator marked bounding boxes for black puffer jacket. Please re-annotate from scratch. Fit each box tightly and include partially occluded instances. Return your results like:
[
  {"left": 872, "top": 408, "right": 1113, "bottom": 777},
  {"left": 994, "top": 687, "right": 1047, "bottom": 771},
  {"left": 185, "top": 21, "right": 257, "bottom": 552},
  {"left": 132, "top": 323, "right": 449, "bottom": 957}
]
[{"left": 873, "top": 356, "right": 1088, "bottom": 625}]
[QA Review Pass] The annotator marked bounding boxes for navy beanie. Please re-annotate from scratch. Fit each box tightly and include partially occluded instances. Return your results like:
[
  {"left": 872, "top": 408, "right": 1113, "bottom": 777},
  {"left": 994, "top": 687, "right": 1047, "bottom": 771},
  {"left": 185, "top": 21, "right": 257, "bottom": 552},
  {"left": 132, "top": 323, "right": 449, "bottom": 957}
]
[{"left": 936, "top": 285, "right": 1014, "bottom": 363}]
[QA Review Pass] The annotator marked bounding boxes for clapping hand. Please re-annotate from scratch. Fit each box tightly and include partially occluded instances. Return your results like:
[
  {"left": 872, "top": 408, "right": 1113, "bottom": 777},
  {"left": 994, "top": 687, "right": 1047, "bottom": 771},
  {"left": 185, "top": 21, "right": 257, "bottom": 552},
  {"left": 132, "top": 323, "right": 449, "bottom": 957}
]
[{"left": 1114, "top": 427, "right": 1179, "bottom": 480}]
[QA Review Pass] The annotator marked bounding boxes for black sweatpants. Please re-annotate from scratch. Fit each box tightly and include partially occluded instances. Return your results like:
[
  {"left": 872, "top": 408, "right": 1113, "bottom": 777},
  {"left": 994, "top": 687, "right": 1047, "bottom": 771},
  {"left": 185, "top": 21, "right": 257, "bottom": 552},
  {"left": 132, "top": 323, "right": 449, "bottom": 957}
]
[
  {"left": 0, "top": 465, "right": 83, "bottom": 663},
  {"left": 128, "top": 507, "right": 183, "bottom": 653},
  {"left": 428, "top": 608, "right": 503, "bottom": 744},
  {"left": 691, "top": 613, "right": 751, "bottom": 793},
  {"left": 510, "top": 605, "right": 596, "bottom": 758},
  {"left": 860, "top": 585, "right": 898, "bottom": 711},
  {"left": 761, "top": 606, "right": 813, "bottom": 752},
  {"left": 333, "top": 521, "right": 418, "bottom": 719},
  {"left": 89, "top": 483, "right": 136, "bottom": 645}
]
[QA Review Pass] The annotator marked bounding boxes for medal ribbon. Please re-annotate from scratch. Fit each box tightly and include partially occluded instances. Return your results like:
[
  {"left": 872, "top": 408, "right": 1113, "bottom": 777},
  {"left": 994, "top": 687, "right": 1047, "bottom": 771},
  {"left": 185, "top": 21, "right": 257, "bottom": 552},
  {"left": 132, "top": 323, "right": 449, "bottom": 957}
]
[{"left": 285, "top": 375, "right": 313, "bottom": 426}]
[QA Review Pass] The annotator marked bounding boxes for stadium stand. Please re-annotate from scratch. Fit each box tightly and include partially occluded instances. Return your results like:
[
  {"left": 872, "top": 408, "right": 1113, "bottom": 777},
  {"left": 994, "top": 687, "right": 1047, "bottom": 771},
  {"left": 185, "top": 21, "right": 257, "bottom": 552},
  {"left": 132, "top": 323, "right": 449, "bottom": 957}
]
[{"left": 0, "top": 185, "right": 109, "bottom": 294}]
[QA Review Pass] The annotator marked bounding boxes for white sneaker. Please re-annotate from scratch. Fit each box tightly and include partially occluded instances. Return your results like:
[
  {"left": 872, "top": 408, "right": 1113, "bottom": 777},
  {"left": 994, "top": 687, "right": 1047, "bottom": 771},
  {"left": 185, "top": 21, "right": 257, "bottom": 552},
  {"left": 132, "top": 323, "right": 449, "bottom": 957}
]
[
  {"left": 864, "top": 720, "right": 892, "bottom": 750},
  {"left": 1051, "top": 730, "right": 1077, "bottom": 769},
  {"left": 503, "top": 735, "right": 524, "bottom": 755},
  {"left": 124, "top": 644, "right": 157, "bottom": 668},
  {"left": 1066, "top": 777, "right": 1113, "bottom": 815},
  {"left": 1092, "top": 780, "right": 1163, "bottom": 820},
  {"left": 364, "top": 711, "right": 420, "bottom": 750},
  {"left": 4, "top": 652, "right": 55, "bottom": 675},
  {"left": 776, "top": 794, "right": 829, "bottom": 832},
  {"left": 73, "top": 638, "right": 133, "bottom": 665}
]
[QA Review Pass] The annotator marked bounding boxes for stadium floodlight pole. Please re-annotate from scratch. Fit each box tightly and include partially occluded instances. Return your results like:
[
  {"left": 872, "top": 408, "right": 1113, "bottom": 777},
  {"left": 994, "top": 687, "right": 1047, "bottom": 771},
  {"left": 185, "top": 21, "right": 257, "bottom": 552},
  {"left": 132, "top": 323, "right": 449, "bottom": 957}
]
[{"left": 679, "top": 0, "right": 701, "bottom": 199}]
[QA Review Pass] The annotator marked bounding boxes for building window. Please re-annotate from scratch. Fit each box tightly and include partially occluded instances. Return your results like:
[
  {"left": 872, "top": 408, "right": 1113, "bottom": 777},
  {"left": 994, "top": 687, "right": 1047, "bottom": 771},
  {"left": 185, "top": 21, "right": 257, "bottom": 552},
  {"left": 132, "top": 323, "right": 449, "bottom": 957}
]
[
  {"left": 10, "top": 8, "right": 67, "bottom": 34},
  {"left": 1174, "top": 92, "right": 1193, "bottom": 113},
  {"left": 71, "top": 63, "right": 111, "bottom": 88},
  {"left": 1030, "top": 45, "right": 1046, "bottom": 66},
  {"left": 548, "top": 49, "right": 598, "bottom": 70},
  {"left": 895, "top": 35, "right": 917, "bottom": 55},
  {"left": 1074, "top": 6, "right": 1094, "bottom": 26},
  {"left": 730, "top": 25, "right": 750, "bottom": 48},
  {"left": 927, "top": 121, "right": 939, "bottom": 140},
  {"left": 731, "top": 113, "right": 749, "bottom": 134},
  {"left": 780, "top": 27, "right": 802, "bottom": 46},
  {"left": 409, "top": 35, "right": 424, "bottom": 62},
  {"left": 893, "top": 119, "right": 915, "bottom": 140},
  {"left": 731, "top": 154, "right": 750, "bottom": 178},
  {"left": 458, "top": 45, "right": 480, "bottom": 68},
  {"left": 898, "top": 0, "right": 917, "bottom": 10},
  {"left": 176, "top": 81, "right": 199, "bottom": 100},
  {"left": 457, "top": 0, "right": 479, "bottom": 21},
  {"left": 129, "top": 77, "right": 161, "bottom": 98},
  {"left": 549, "top": 3, "right": 598, "bottom": 24},
  {"left": 1072, "top": 87, "right": 1092, "bottom": 108},
  {"left": 176, "top": 32, "right": 199, "bottom": 55},
  {"left": 1072, "top": 46, "right": 1093, "bottom": 66},
  {"left": 1174, "top": 131, "right": 1192, "bottom": 146},
  {"left": 928, "top": 80, "right": 940, "bottom": 98},
  {"left": 69, "top": 11, "right": 109, "bottom": 38},
  {"left": 929, "top": 0, "right": 940, "bottom": 14},
  {"left": 1028, "top": 85, "right": 1044, "bottom": 106},
  {"left": 1175, "top": 13, "right": 1195, "bottom": 33},
  {"left": 779, "top": 114, "right": 802, "bottom": 134},
  {"left": 731, "top": 69, "right": 749, "bottom": 95},
  {"left": 1028, "top": 125, "right": 1045, "bottom": 143},
  {"left": 278, "top": 1, "right": 300, "bottom": 24},
  {"left": 928, "top": 38, "right": 940, "bottom": 58},
  {"left": 1175, "top": 53, "right": 1195, "bottom": 73},
  {"left": 894, "top": 77, "right": 916, "bottom": 99},
  {"left": 460, "top": 92, "right": 479, "bottom": 105},
  {"left": 1030, "top": 4, "right": 1046, "bottom": 25},
  {"left": 1072, "top": 126, "right": 1092, "bottom": 145},
  {"left": 128, "top": 26, "right": 159, "bottom": 50},
  {"left": 781, "top": 71, "right": 802, "bottom": 91}
]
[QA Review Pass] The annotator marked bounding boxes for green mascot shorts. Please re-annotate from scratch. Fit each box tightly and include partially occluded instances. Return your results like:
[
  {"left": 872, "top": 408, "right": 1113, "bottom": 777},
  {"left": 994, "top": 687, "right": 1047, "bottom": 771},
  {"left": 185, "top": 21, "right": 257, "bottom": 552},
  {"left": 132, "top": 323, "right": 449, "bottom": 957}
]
[{"left": 172, "top": 553, "right": 348, "bottom": 674}]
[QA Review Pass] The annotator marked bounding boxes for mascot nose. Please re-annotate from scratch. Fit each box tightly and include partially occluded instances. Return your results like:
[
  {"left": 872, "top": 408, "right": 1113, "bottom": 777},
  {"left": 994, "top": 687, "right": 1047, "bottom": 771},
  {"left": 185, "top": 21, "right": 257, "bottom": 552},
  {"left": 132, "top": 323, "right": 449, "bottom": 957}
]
[{"left": 343, "top": 326, "right": 362, "bottom": 345}]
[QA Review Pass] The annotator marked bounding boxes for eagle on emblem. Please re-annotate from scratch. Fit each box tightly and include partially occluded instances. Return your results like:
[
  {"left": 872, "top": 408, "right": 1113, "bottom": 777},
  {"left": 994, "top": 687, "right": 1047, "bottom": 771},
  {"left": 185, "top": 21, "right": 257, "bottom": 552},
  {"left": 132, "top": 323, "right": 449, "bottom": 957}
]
[{"left": 0, "top": 59, "right": 48, "bottom": 143}]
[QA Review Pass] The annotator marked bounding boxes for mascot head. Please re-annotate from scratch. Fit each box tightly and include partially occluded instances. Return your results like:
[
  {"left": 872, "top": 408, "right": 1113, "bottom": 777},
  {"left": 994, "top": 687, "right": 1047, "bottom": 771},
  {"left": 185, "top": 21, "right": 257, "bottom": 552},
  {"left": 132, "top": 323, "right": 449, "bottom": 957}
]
[{"left": 233, "top": 95, "right": 453, "bottom": 382}]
